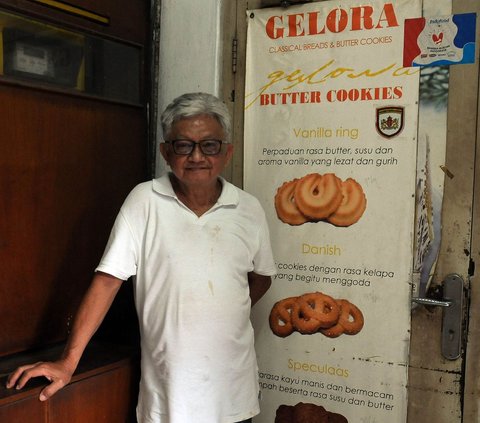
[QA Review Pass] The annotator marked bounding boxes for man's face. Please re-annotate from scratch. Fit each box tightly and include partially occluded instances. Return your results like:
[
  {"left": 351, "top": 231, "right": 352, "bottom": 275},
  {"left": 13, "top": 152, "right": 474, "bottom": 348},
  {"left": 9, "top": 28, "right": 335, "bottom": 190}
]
[{"left": 160, "top": 114, "right": 233, "bottom": 189}]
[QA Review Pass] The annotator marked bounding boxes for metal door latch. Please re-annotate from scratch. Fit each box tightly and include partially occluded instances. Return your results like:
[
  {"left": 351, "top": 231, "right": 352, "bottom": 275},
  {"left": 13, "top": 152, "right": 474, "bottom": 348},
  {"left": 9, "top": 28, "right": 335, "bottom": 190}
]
[{"left": 412, "top": 274, "right": 464, "bottom": 360}]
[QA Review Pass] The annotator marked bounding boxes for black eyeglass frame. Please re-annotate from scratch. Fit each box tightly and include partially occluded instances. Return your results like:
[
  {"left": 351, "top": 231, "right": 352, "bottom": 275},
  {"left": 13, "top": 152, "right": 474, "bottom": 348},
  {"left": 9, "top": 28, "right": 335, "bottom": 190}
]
[{"left": 164, "top": 139, "right": 225, "bottom": 156}]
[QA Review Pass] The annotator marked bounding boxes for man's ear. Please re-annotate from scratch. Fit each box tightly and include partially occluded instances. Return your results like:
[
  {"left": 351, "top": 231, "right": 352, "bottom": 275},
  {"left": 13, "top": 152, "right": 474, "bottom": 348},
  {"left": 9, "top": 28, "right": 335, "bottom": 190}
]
[
  {"left": 159, "top": 143, "right": 170, "bottom": 164},
  {"left": 224, "top": 143, "right": 234, "bottom": 166}
]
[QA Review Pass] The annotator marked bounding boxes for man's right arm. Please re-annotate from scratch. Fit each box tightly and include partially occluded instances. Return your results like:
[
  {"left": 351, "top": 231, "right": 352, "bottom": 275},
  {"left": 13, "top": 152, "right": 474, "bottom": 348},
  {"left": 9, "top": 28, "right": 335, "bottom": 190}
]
[{"left": 6, "top": 272, "right": 123, "bottom": 401}]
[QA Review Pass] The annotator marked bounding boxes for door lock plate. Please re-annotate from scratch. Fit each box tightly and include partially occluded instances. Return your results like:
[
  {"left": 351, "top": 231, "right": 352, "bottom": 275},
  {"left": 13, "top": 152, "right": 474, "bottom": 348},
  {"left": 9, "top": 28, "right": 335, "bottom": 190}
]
[
  {"left": 412, "top": 274, "right": 464, "bottom": 360},
  {"left": 441, "top": 274, "right": 464, "bottom": 360}
]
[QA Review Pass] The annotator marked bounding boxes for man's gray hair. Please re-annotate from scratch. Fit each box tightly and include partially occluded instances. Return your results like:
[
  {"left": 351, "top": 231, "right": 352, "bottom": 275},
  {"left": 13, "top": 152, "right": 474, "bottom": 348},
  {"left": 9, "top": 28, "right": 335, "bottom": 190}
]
[{"left": 161, "top": 92, "right": 232, "bottom": 142}]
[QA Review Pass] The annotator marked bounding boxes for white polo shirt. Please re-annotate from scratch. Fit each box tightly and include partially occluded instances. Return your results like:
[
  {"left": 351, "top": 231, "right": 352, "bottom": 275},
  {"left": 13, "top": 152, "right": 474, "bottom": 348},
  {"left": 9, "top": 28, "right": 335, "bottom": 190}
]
[{"left": 96, "top": 174, "right": 276, "bottom": 423}]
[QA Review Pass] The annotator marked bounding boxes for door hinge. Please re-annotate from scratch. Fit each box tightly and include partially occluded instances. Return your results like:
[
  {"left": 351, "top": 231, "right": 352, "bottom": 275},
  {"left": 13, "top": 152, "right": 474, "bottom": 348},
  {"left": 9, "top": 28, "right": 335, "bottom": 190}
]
[{"left": 232, "top": 37, "right": 238, "bottom": 74}]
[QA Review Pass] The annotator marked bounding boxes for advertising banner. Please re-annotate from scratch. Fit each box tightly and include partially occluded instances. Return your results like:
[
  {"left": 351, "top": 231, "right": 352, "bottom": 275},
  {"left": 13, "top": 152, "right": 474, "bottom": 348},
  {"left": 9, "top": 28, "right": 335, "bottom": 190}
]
[
  {"left": 244, "top": 1, "right": 422, "bottom": 422},
  {"left": 404, "top": 12, "right": 476, "bottom": 68}
]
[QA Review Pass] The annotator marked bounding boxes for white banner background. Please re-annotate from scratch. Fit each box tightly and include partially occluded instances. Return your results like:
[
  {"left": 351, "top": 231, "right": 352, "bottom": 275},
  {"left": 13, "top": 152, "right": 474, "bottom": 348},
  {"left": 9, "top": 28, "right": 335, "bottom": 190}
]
[{"left": 244, "top": 1, "right": 422, "bottom": 422}]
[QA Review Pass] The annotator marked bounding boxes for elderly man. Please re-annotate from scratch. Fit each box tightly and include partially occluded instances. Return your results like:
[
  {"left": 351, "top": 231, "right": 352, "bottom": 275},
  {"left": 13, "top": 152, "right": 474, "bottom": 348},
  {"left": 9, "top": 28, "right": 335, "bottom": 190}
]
[{"left": 7, "top": 93, "right": 276, "bottom": 422}]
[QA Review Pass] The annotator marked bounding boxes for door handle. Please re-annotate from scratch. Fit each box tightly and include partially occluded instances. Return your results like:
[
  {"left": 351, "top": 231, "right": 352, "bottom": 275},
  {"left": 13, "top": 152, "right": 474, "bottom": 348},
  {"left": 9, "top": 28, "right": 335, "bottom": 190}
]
[{"left": 412, "top": 274, "right": 464, "bottom": 360}]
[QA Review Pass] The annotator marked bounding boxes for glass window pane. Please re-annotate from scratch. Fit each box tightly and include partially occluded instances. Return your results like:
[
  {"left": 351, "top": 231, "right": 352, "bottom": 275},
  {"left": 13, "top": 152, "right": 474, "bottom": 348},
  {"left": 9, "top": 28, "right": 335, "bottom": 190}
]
[{"left": 0, "top": 9, "right": 142, "bottom": 104}]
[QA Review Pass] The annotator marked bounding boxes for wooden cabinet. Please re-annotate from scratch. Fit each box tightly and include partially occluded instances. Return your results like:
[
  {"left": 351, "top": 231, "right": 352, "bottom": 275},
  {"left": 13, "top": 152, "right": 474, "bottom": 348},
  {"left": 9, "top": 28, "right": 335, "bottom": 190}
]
[
  {"left": 0, "top": 342, "right": 139, "bottom": 422},
  {"left": 50, "top": 366, "right": 136, "bottom": 423},
  {"left": 0, "top": 0, "right": 149, "bottom": 420},
  {"left": 0, "top": 397, "right": 46, "bottom": 422}
]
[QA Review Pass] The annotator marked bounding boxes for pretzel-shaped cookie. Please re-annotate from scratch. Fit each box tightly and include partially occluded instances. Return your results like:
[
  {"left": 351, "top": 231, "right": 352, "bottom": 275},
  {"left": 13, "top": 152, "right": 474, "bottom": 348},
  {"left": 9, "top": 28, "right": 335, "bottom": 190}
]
[
  {"left": 321, "top": 299, "right": 364, "bottom": 337},
  {"left": 269, "top": 297, "right": 298, "bottom": 337},
  {"left": 290, "top": 301, "right": 323, "bottom": 335},
  {"left": 269, "top": 293, "right": 364, "bottom": 339},
  {"left": 297, "top": 292, "right": 340, "bottom": 328}
]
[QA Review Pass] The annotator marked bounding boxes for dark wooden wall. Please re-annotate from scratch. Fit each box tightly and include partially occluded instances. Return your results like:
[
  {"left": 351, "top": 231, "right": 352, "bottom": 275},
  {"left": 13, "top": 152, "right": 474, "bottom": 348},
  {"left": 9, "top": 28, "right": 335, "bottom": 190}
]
[{"left": 0, "top": 0, "right": 149, "bottom": 357}]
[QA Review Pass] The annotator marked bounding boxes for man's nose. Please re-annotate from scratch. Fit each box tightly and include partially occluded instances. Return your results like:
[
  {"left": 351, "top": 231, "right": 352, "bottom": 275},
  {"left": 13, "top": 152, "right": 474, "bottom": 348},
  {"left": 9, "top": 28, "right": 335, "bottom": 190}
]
[{"left": 188, "top": 143, "right": 206, "bottom": 160}]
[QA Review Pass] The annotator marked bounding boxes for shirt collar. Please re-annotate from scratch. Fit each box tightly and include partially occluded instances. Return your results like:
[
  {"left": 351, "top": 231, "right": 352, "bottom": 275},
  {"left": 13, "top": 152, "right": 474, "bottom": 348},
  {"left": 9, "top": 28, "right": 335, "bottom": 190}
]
[{"left": 152, "top": 173, "right": 239, "bottom": 207}]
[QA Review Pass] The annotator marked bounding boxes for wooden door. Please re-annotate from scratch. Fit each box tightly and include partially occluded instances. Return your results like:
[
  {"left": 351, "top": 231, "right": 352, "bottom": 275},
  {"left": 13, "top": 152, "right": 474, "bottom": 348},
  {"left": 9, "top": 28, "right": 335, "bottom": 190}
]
[{"left": 408, "top": 0, "right": 480, "bottom": 421}]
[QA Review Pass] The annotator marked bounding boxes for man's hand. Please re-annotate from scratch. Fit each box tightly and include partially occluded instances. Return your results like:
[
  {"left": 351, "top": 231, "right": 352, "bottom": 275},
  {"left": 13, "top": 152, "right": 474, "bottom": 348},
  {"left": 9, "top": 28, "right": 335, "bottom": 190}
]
[
  {"left": 5, "top": 272, "right": 123, "bottom": 402},
  {"left": 6, "top": 358, "right": 75, "bottom": 401}
]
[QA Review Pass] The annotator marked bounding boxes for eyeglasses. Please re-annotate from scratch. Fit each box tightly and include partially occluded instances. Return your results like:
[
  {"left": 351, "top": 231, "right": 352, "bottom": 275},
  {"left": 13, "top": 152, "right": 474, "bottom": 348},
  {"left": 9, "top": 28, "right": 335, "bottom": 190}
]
[{"left": 165, "top": 139, "right": 224, "bottom": 156}]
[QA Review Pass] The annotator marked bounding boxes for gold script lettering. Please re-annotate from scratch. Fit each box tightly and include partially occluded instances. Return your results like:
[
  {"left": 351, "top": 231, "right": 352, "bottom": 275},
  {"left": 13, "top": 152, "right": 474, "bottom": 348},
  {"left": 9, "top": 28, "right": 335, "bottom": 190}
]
[{"left": 244, "top": 60, "right": 418, "bottom": 109}]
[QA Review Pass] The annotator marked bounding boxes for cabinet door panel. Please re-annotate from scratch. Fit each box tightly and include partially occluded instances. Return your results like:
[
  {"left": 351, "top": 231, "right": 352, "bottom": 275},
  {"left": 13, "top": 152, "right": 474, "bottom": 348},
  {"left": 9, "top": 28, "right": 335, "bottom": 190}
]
[
  {"left": 50, "top": 365, "right": 138, "bottom": 423},
  {"left": 0, "top": 396, "right": 46, "bottom": 422}
]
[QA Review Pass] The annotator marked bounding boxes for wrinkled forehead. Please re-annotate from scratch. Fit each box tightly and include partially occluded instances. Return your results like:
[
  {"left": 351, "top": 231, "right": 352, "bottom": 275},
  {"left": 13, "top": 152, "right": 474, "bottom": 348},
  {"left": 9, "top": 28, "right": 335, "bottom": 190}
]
[{"left": 167, "top": 114, "right": 226, "bottom": 139}]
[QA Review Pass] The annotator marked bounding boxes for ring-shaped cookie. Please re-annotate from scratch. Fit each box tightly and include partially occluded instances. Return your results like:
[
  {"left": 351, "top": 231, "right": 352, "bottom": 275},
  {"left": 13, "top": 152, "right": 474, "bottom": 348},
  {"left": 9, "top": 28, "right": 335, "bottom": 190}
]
[
  {"left": 269, "top": 297, "right": 298, "bottom": 337},
  {"left": 274, "top": 179, "right": 309, "bottom": 226},
  {"left": 327, "top": 178, "right": 367, "bottom": 227},
  {"left": 297, "top": 292, "right": 340, "bottom": 328},
  {"left": 290, "top": 301, "right": 323, "bottom": 334},
  {"left": 337, "top": 299, "right": 364, "bottom": 334},
  {"left": 322, "top": 299, "right": 364, "bottom": 336},
  {"left": 319, "top": 321, "right": 345, "bottom": 338},
  {"left": 294, "top": 173, "right": 343, "bottom": 220}
]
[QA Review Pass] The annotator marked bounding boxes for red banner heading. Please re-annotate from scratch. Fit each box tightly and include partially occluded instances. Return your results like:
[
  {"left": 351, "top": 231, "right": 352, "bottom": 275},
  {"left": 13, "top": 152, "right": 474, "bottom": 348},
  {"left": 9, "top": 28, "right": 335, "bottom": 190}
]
[{"left": 266, "top": 3, "right": 399, "bottom": 39}]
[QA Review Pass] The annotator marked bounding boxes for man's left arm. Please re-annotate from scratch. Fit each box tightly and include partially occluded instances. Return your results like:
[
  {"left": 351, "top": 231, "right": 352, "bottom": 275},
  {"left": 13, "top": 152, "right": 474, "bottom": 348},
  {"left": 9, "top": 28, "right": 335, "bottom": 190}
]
[{"left": 248, "top": 272, "right": 272, "bottom": 306}]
